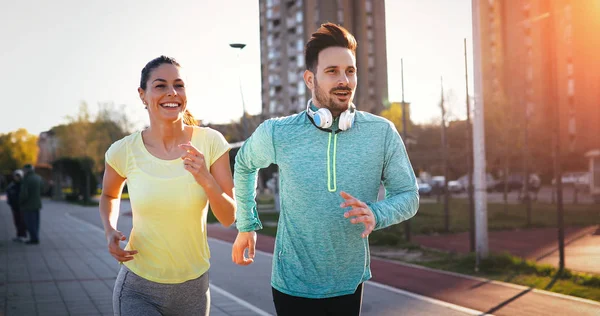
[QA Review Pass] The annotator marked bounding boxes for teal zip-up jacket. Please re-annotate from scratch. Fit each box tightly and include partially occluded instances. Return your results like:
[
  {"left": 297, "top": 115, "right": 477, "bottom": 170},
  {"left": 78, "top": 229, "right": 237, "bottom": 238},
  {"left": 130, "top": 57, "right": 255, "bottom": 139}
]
[{"left": 234, "top": 109, "right": 419, "bottom": 299}]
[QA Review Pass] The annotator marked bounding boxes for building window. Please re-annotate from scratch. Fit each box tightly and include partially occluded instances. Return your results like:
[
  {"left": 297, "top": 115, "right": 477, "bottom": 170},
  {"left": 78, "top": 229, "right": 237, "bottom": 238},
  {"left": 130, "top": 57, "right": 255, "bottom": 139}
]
[
  {"left": 296, "top": 11, "right": 303, "bottom": 23},
  {"left": 365, "top": 0, "right": 372, "bottom": 13},
  {"left": 298, "top": 82, "right": 305, "bottom": 95},
  {"left": 288, "top": 71, "right": 296, "bottom": 83},
  {"left": 296, "top": 39, "right": 303, "bottom": 52},
  {"left": 269, "top": 74, "right": 281, "bottom": 86},
  {"left": 298, "top": 53, "right": 305, "bottom": 67}
]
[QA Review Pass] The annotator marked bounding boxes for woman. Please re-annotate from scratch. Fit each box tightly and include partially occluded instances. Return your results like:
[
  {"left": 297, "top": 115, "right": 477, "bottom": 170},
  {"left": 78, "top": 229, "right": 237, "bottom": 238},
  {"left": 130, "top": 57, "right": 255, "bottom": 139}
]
[{"left": 99, "top": 55, "right": 236, "bottom": 316}]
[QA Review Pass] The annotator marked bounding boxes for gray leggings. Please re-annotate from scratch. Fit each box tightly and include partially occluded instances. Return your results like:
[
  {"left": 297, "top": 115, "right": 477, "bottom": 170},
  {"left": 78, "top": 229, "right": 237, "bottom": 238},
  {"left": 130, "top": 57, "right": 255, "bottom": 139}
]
[{"left": 113, "top": 265, "right": 210, "bottom": 316}]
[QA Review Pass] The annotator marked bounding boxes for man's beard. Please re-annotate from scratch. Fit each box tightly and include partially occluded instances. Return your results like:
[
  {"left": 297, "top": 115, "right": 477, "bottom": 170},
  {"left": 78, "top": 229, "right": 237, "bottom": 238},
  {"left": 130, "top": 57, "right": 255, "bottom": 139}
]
[{"left": 314, "top": 77, "right": 353, "bottom": 117}]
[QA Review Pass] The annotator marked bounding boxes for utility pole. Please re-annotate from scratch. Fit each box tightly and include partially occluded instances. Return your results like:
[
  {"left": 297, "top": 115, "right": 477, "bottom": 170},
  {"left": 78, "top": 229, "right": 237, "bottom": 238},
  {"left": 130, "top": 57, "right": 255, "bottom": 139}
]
[
  {"left": 464, "top": 38, "right": 475, "bottom": 252},
  {"left": 472, "top": 0, "right": 489, "bottom": 268},
  {"left": 440, "top": 77, "right": 450, "bottom": 232},
  {"left": 545, "top": 0, "right": 565, "bottom": 272},
  {"left": 230, "top": 43, "right": 248, "bottom": 140},
  {"left": 522, "top": 2, "right": 534, "bottom": 226},
  {"left": 523, "top": 112, "right": 532, "bottom": 226},
  {"left": 401, "top": 58, "right": 411, "bottom": 242}
]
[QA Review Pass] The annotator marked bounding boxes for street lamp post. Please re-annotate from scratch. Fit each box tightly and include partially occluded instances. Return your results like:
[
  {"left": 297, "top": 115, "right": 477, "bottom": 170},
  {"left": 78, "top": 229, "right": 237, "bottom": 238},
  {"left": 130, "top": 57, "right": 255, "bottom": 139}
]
[{"left": 230, "top": 43, "right": 248, "bottom": 140}]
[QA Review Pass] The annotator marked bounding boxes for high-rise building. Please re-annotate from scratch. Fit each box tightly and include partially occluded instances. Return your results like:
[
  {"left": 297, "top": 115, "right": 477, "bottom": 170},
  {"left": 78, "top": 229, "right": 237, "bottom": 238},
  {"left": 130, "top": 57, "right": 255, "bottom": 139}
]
[
  {"left": 259, "top": 0, "right": 388, "bottom": 117},
  {"left": 473, "top": 0, "right": 600, "bottom": 172}
]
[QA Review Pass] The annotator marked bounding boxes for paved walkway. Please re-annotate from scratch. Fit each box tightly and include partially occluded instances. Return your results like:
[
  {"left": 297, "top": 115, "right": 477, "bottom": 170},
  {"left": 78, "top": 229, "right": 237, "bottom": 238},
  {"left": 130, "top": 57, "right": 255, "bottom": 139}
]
[
  {"left": 0, "top": 197, "right": 268, "bottom": 316},
  {"left": 208, "top": 225, "right": 600, "bottom": 316},
  {"left": 413, "top": 225, "right": 600, "bottom": 274}
]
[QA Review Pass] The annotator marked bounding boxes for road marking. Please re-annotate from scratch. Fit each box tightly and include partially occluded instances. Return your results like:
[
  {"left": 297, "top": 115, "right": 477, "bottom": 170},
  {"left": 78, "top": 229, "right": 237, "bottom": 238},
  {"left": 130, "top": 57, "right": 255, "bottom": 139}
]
[
  {"left": 65, "top": 212, "right": 273, "bottom": 315},
  {"left": 208, "top": 237, "right": 492, "bottom": 315},
  {"left": 365, "top": 281, "right": 493, "bottom": 316},
  {"left": 210, "top": 284, "right": 273, "bottom": 316}
]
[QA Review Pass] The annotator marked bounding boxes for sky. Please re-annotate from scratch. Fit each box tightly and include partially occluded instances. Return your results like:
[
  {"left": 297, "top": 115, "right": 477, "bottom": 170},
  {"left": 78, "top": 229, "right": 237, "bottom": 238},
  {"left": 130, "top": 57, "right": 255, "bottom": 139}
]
[{"left": 0, "top": 0, "right": 473, "bottom": 135}]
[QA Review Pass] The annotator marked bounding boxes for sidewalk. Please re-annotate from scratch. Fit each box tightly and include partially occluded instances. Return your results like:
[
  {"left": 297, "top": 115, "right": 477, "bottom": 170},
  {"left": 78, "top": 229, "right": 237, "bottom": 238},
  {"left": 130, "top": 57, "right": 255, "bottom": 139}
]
[
  {"left": 207, "top": 225, "right": 600, "bottom": 316},
  {"left": 412, "top": 225, "right": 600, "bottom": 274},
  {"left": 0, "top": 198, "right": 267, "bottom": 316}
]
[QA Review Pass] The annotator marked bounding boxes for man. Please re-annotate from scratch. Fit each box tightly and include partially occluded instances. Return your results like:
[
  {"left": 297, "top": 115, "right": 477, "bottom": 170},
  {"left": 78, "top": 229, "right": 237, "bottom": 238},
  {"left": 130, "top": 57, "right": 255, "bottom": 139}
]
[
  {"left": 19, "top": 164, "right": 43, "bottom": 245},
  {"left": 232, "top": 23, "right": 419, "bottom": 315},
  {"left": 6, "top": 169, "right": 27, "bottom": 242}
]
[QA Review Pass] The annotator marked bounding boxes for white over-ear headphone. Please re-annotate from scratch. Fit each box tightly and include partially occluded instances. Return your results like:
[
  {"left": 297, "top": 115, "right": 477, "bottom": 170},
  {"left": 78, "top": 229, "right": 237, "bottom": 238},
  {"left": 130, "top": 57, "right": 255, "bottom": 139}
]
[{"left": 306, "top": 99, "right": 356, "bottom": 131}]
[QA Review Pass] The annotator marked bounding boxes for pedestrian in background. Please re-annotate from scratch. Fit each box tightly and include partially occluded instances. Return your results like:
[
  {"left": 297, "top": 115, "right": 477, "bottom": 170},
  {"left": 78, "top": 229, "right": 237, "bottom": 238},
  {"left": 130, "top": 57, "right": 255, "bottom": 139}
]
[
  {"left": 19, "top": 164, "right": 43, "bottom": 245},
  {"left": 6, "top": 169, "right": 27, "bottom": 242},
  {"left": 99, "top": 56, "right": 236, "bottom": 316}
]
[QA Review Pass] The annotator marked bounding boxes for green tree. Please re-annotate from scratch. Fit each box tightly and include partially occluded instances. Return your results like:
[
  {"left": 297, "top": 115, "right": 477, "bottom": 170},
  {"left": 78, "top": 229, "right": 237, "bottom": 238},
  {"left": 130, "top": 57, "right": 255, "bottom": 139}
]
[
  {"left": 49, "top": 102, "right": 130, "bottom": 202},
  {"left": 0, "top": 128, "right": 39, "bottom": 174},
  {"left": 52, "top": 102, "right": 129, "bottom": 173},
  {"left": 380, "top": 102, "right": 412, "bottom": 135}
]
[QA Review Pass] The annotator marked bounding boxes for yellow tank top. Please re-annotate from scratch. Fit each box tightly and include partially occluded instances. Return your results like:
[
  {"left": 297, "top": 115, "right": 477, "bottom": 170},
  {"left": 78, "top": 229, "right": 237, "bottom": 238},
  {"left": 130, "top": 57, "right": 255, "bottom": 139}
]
[{"left": 105, "top": 126, "right": 230, "bottom": 283}]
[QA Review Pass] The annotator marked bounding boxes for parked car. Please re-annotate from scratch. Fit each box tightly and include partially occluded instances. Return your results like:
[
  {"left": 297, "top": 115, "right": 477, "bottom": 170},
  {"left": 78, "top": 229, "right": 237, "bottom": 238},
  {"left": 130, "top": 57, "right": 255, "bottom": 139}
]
[
  {"left": 457, "top": 173, "right": 497, "bottom": 192},
  {"left": 552, "top": 171, "right": 589, "bottom": 187},
  {"left": 494, "top": 174, "right": 524, "bottom": 192},
  {"left": 425, "top": 176, "right": 463, "bottom": 194},
  {"left": 494, "top": 173, "right": 541, "bottom": 192},
  {"left": 574, "top": 172, "right": 590, "bottom": 192},
  {"left": 448, "top": 180, "right": 464, "bottom": 193},
  {"left": 417, "top": 178, "right": 432, "bottom": 197},
  {"left": 495, "top": 173, "right": 542, "bottom": 192}
]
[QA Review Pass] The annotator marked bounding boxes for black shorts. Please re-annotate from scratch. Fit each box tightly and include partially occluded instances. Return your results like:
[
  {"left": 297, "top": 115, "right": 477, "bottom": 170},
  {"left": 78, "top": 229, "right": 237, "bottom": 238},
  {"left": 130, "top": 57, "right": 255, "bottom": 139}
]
[{"left": 272, "top": 283, "right": 364, "bottom": 316}]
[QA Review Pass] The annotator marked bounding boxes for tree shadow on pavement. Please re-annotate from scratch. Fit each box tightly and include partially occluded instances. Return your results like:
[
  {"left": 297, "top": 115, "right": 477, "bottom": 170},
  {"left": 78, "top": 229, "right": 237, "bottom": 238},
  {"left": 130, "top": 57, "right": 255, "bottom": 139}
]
[{"left": 484, "top": 287, "right": 534, "bottom": 315}]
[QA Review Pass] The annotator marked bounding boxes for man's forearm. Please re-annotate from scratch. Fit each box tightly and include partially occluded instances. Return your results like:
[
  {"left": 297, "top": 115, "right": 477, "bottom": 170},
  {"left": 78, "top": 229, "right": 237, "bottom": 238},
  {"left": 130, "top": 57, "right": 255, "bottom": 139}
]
[
  {"left": 370, "top": 189, "right": 419, "bottom": 230},
  {"left": 234, "top": 169, "right": 263, "bottom": 232}
]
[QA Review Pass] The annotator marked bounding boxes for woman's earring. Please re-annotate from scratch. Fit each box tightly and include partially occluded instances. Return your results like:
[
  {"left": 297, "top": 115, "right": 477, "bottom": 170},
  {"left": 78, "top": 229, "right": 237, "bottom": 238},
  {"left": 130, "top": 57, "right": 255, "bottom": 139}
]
[{"left": 143, "top": 101, "right": 147, "bottom": 109}]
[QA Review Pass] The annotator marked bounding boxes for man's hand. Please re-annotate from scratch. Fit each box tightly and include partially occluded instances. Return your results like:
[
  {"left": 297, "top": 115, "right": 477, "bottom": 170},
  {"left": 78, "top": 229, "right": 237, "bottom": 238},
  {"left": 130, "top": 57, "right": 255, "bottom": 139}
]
[
  {"left": 341, "top": 191, "right": 376, "bottom": 238},
  {"left": 232, "top": 231, "right": 257, "bottom": 266},
  {"left": 106, "top": 229, "right": 137, "bottom": 262}
]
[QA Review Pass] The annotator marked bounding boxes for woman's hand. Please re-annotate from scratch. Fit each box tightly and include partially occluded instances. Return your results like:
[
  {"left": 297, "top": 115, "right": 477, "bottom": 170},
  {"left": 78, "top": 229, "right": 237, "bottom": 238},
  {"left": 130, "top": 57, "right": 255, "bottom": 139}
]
[
  {"left": 106, "top": 229, "right": 137, "bottom": 262},
  {"left": 179, "top": 142, "right": 213, "bottom": 187}
]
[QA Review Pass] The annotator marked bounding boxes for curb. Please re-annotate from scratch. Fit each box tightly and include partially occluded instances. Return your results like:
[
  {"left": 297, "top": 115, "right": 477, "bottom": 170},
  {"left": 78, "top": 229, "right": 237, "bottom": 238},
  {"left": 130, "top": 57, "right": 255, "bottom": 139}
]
[{"left": 371, "top": 256, "right": 600, "bottom": 307}]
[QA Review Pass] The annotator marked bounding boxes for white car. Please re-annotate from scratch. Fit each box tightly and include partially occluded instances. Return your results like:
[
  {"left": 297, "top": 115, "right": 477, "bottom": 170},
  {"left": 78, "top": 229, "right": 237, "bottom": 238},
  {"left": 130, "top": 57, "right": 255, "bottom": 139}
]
[
  {"left": 457, "top": 173, "right": 497, "bottom": 192},
  {"left": 417, "top": 178, "right": 432, "bottom": 196},
  {"left": 448, "top": 180, "right": 464, "bottom": 193}
]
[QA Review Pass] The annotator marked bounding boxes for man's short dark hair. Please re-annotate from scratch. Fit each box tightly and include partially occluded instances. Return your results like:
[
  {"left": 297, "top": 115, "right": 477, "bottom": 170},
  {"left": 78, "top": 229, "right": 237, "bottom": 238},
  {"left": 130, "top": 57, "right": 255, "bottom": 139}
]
[{"left": 304, "top": 23, "right": 357, "bottom": 73}]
